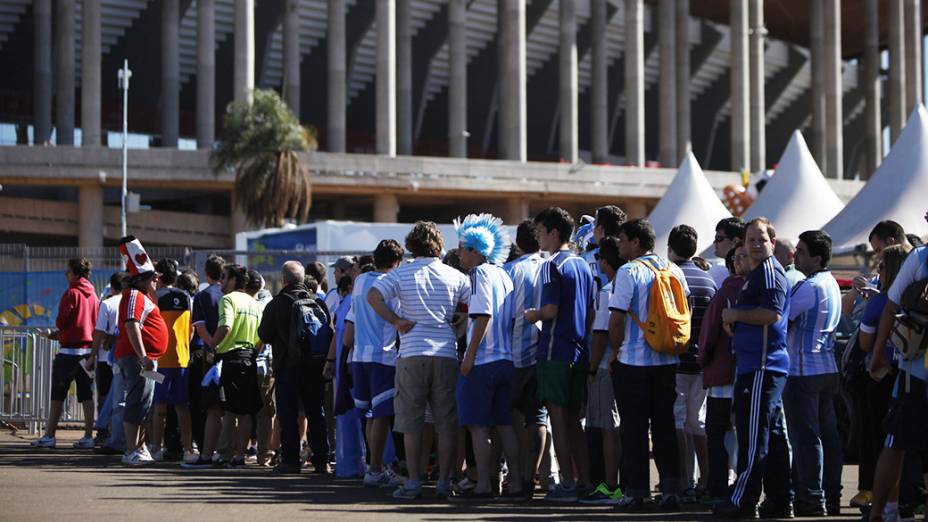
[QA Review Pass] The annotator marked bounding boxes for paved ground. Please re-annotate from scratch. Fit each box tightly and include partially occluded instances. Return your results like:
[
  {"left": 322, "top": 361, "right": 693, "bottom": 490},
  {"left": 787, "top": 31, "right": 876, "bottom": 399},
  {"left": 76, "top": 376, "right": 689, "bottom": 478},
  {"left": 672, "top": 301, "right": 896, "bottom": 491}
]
[{"left": 0, "top": 429, "right": 866, "bottom": 521}]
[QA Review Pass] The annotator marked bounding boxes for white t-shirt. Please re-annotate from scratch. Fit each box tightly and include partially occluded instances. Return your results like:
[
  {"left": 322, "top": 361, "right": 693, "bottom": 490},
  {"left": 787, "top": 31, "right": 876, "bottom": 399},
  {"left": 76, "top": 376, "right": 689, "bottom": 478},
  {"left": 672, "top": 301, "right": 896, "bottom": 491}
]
[
  {"left": 94, "top": 294, "right": 122, "bottom": 365},
  {"left": 466, "top": 263, "right": 514, "bottom": 366},
  {"left": 592, "top": 281, "right": 615, "bottom": 370}
]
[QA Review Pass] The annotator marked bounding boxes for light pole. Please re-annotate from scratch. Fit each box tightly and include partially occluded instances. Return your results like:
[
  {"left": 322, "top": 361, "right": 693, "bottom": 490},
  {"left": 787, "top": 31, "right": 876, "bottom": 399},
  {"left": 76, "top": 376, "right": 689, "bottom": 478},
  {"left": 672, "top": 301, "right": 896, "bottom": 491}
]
[{"left": 117, "top": 60, "right": 131, "bottom": 237}]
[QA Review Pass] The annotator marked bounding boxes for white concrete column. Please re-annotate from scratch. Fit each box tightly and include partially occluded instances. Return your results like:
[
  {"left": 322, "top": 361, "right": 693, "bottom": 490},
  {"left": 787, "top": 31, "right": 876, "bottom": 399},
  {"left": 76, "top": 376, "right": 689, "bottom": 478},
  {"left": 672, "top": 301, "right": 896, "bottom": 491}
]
[
  {"left": 328, "top": 0, "right": 346, "bottom": 152},
  {"left": 824, "top": 0, "right": 842, "bottom": 179},
  {"left": 197, "top": 0, "right": 216, "bottom": 148},
  {"left": 810, "top": 0, "right": 826, "bottom": 169},
  {"left": 729, "top": 0, "right": 749, "bottom": 172},
  {"left": 376, "top": 0, "right": 397, "bottom": 157},
  {"left": 864, "top": 0, "right": 881, "bottom": 177},
  {"left": 889, "top": 0, "right": 906, "bottom": 142},
  {"left": 233, "top": 0, "right": 255, "bottom": 104},
  {"left": 55, "top": 0, "right": 75, "bottom": 145},
  {"left": 373, "top": 193, "right": 399, "bottom": 223},
  {"left": 675, "top": 0, "right": 690, "bottom": 160},
  {"left": 658, "top": 0, "right": 676, "bottom": 167},
  {"left": 284, "top": 0, "right": 301, "bottom": 117},
  {"left": 558, "top": 0, "right": 578, "bottom": 163},
  {"left": 230, "top": 191, "right": 248, "bottom": 245},
  {"left": 625, "top": 0, "right": 644, "bottom": 166},
  {"left": 625, "top": 199, "right": 648, "bottom": 219},
  {"left": 590, "top": 0, "right": 608, "bottom": 163},
  {"left": 749, "top": 0, "right": 764, "bottom": 172},
  {"left": 500, "top": 0, "right": 527, "bottom": 162},
  {"left": 78, "top": 184, "right": 104, "bottom": 248},
  {"left": 397, "top": 0, "right": 412, "bottom": 155},
  {"left": 448, "top": 0, "right": 467, "bottom": 158},
  {"left": 81, "top": 0, "right": 101, "bottom": 147},
  {"left": 503, "top": 197, "right": 529, "bottom": 225},
  {"left": 34, "top": 0, "right": 52, "bottom": 144},
  {"left": 905, "top": 0, "right": 922, "bottom": 112},
  {"left": 161, "top": 0, "right": 180, "bottom": 147}
]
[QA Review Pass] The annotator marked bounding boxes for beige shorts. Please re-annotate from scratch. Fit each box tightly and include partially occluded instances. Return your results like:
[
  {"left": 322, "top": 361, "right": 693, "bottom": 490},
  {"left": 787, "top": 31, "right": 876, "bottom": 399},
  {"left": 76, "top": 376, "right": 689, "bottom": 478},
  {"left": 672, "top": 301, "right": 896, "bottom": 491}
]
[
  {"left": 586, "top": 368, "right": 619, "bottom": 430},
  {"left": 674, "top": 373, "right": 707, "bottom": 435},
  {"left": 394, "top": 355, "right": 459, "bottom": 434}
]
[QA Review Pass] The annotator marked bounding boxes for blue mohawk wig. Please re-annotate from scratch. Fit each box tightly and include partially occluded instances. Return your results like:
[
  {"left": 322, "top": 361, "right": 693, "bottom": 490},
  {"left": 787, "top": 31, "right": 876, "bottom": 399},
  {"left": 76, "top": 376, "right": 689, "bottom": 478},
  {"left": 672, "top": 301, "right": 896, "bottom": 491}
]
[{"left": 454, "top": 213, "right": 511, "bottom": 265}]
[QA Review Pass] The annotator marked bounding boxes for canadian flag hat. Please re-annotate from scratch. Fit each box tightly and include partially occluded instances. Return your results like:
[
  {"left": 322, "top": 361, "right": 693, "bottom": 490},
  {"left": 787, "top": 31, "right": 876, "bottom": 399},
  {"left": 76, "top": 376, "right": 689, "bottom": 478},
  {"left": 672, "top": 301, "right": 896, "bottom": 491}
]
[{"left": 119, "top": 235, "right": 155, "bottom": 276}]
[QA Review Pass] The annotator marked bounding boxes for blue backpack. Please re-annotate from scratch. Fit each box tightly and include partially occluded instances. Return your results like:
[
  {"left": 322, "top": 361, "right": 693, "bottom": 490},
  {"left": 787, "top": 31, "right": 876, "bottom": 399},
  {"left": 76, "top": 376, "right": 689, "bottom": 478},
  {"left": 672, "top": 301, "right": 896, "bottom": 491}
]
[{"left": 287, "top": 296, "right": 333, "bottom": 365}]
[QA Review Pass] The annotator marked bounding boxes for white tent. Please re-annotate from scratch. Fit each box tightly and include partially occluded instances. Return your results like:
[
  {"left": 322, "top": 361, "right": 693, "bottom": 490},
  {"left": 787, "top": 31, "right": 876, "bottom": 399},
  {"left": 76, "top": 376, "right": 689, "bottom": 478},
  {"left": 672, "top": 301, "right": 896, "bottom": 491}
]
[
  {"left": 649, "top": 151, "right": 733, "bottom": 257},
  {"left": 743, "top": 130, "right": 844, "bottom": 242},
  {"left": 824, "top": 105, "right": 928, "bottom": 251}
]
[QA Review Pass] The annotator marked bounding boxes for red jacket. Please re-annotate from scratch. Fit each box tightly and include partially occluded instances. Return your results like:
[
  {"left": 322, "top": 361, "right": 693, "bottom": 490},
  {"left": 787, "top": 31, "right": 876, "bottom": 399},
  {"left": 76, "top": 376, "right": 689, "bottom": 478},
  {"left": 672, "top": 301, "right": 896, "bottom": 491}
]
[
  {"left": 55, "top": 277, "right": 100, "bottom": 348},
  {"left": 698, "top": 274, "right": 743, "bottom": 388}
]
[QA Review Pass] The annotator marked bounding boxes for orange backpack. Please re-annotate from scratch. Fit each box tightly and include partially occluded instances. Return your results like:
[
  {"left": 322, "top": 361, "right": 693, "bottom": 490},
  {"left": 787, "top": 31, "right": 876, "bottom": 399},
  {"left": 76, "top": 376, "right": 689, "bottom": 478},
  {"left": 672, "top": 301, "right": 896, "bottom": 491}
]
[{"left": 628, "top": 259, "right": 691, "bottom": 355}]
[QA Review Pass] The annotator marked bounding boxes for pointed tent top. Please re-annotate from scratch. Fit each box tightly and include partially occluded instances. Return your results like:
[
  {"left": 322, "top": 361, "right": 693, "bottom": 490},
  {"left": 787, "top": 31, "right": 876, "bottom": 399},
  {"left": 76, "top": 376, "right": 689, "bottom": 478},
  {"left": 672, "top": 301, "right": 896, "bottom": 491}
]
[
  {"left": 743, "top": 130, "right": 844, "bottom": 242},
  {"left": 825, "top": 105, "right": 928, "bottom": 251},
  {"left": 649, "top": 151, "right": 733, "bottom": 258}
]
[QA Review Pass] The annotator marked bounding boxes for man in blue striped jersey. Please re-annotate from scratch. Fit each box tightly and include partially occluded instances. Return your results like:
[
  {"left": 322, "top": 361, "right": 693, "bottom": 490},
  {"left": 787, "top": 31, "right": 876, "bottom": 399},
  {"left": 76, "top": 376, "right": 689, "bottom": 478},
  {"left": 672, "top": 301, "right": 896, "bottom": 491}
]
[
  {"left": 452, "top": 213, "right": 525, "bottom": 501},
  {"left": 503, "top": 220, "right": 548, "bottom": 489},
  {"left": 342, "top": 240, "right": 405, "bottom": 489},
  {"left": 524, "top": 207, "right": 596, "bottom": 502},
  {"left": 714, "top": 217, "right": 793, "bottom": 519},
  {"left": 609, "top": 218, "right": 688, "bottom": 510},
  {"left": 368, "top": 221, "right": 471, "bottom": 500},
  {"left": 782, "top": 230, "right": 843, "bottom": 516}
]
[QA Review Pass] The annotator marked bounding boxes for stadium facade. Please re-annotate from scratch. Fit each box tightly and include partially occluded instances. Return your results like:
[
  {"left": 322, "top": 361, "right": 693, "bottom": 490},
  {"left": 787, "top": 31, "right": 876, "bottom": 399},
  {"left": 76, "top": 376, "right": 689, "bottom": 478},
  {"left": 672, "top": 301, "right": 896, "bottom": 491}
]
[{"left": 0, "top": 0, "right": 920, "bottom": 247}]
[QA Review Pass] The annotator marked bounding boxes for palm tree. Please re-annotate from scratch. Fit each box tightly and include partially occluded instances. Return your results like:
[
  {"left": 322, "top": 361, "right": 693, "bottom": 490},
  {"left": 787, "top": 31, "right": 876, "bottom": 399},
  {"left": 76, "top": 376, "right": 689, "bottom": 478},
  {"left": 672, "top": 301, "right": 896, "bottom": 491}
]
[{"left": 211, "top": 89, "right": 317, "bottom": 228}]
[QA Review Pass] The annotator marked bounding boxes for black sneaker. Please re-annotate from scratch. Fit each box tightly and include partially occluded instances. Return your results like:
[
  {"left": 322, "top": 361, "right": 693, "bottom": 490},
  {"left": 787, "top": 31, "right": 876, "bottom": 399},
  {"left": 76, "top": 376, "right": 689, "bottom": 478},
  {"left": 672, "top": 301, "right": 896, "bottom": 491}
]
[
  {"left": 758, "top": 500, "right": 795, "bottom": 519},
  {"left": 226, "top": 457, "right": 246, "bottom": 469},
  {"left": 271, "top": 462, "right": 301, "bottom": 474},
  {"left": 714, "top": 501, "right": 760, "bottom": 520},
  {"left": 657, "top": 493, "right": 681, "bottom": 511},
  {"left": 615, "top": 496, "right": 647, "bottom": 512}
]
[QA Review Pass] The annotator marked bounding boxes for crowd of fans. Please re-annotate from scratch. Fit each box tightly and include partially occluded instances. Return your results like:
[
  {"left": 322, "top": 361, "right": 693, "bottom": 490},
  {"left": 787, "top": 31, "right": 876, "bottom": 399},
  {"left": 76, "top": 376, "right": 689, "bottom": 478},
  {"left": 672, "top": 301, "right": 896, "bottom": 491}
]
[{"left": 29, "top": 207, "right": 928, "bottom": 521}]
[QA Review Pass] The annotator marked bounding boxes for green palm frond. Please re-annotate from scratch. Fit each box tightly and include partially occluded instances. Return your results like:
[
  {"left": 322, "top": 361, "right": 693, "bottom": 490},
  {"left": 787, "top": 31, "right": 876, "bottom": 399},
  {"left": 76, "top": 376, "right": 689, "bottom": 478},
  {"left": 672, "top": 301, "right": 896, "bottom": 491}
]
[{"left": 211, "top": 89, "right": 317, "bottom": 228}]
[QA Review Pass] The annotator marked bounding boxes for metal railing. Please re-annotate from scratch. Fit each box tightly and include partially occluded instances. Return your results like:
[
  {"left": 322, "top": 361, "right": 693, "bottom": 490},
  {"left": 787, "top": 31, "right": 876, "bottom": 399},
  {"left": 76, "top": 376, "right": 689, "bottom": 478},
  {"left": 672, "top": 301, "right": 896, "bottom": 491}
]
[{"left": 1, "top": 326, "right": 87, "bottom": 434}]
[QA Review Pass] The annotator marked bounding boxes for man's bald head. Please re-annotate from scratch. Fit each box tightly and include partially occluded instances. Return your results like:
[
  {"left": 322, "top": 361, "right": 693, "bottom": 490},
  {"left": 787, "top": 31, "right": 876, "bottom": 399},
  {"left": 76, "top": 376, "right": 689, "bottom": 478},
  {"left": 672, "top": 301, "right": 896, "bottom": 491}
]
[
  {"left": 282, "top": 261, "right": 305, "bottom": 285},
  {"left": 774, "top": 238, "right": 795, "bottom": 267}
]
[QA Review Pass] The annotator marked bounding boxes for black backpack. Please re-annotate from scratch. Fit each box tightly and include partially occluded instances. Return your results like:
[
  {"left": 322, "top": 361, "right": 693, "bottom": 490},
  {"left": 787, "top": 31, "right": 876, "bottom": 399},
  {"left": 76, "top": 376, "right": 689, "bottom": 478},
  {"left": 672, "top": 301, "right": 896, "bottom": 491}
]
[{"left": 287, "top": 296, "right": 333, "bottom": 366}]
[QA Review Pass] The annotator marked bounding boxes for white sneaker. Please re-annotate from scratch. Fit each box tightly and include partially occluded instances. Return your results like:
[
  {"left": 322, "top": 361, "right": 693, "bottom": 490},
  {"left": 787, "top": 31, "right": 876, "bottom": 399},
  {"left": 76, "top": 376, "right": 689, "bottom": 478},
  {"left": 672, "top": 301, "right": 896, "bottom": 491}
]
[
  {"left": 138, "top": 444, "right": 152, "bottom": 461},
  {"left": 30, "top": 435, "right": 56, "bottom": 448},
  {"left": 151, "top": 447, "right": 164, "bottom": 462},
  {"left": 122, "top": 449, "right": 154, "bottom": 466},
  {"left": 183, "top": 449, "right": 200, "bottom": 465},
  {"left": 72, "top": 436, "right": 95, "bottom": 449}
]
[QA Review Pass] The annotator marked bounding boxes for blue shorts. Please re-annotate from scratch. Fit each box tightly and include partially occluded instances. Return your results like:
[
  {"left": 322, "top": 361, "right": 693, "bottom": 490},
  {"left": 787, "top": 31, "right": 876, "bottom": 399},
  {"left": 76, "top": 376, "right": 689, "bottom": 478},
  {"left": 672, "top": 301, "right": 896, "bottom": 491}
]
[
  {"left": 456, "top": 359, "right": 514, "bottom": 427},
  {"left": 153, "top": 368, "right": 190, "bottom": 405},
  {"left": 350, "top": 362, "right": 396, "bottom": 418}
]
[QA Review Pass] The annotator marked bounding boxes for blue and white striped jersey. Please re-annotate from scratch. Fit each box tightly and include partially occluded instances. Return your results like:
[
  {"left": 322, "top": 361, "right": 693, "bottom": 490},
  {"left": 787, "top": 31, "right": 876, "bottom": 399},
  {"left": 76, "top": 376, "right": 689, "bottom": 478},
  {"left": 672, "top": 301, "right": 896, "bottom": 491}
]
[
  {"left": 787, "top": 270, "right": 841, "bottom": 376},
  {"left": 504, "top": 252, "right": 544, "bottom": 368},
  {"left": 346, "top": 271, "right": 399, "bottom": 366},
  {"left": 467, "top": 263, "right": 514, "bottom": 365},
  {"left": 609, "top": 254, "right": 689, "bottom": 367},
  {"left": 372, "top": 257, "right": 470, "bottom": 360}
]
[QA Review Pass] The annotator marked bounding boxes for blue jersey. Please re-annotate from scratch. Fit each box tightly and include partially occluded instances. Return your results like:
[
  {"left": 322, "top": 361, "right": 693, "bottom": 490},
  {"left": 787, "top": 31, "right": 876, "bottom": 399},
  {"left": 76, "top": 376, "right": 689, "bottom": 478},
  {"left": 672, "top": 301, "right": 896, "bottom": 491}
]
[
  {"left": 610, "top": 254, "right": 690, "bottom": 367},
  {"left": 678, "top": 259, "right": 718, "bottom": 373},
  {"left": 346, "top": 271, "right": 399, "bottom": 367},
  {"left": 467, "top": 263, "right": 514, "bottom": 366},
  {"left": 537, "top": 250, "right": 595, "bottom": 364},
  {"left": 732, "top": 256, "right": 791, "bottom": 375},
  {"left": 787, "top": 270, "right": 841, "bottom": 376},
  {"left": 505, "top": 253, "right": 544, "bottom": 368},
  {"left": 887, "top": 246, "right": 928, "bottom": 381}
]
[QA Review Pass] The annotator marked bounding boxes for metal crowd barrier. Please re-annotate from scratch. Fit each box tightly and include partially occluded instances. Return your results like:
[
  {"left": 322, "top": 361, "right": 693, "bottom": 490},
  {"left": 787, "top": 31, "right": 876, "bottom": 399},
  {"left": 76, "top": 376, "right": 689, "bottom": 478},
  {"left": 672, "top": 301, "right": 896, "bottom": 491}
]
[{"left": 1, "top": 326, "right": 88, "bottom": 434}]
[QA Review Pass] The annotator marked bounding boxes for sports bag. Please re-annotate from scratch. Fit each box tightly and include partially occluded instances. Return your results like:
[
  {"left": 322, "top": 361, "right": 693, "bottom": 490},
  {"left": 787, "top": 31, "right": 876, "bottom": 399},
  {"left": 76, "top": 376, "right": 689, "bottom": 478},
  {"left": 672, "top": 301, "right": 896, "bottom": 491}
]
[{"left": 629, "top": 259, "right": 691, "bottom": 355}]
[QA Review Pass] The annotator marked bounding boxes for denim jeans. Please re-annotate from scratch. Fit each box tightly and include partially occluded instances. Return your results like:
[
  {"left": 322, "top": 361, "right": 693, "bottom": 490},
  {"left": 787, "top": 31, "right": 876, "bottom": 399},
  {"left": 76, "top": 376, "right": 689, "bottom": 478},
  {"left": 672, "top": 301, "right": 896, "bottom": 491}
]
[
  {"left": 103, "top": 366, "right": 127, "bottom": 451},
  {"left": 730, "top": 369, "right": 792, "bottom": 509},
  {"left": 782, "top": 373, "right": 843, "bottom": 507}
]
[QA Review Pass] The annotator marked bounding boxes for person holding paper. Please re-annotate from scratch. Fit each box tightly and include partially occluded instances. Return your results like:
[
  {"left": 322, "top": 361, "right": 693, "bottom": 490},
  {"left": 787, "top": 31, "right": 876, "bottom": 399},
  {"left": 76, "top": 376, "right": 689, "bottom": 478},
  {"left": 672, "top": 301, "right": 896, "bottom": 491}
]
[{"left": 114, "top": 236, "right": 168, "bottom": 466}]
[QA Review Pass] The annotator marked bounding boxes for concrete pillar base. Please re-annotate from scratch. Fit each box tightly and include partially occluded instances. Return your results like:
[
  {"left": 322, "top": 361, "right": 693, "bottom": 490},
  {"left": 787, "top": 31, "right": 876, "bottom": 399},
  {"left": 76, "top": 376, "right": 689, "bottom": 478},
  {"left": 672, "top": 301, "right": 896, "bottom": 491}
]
[
  {"left": 78, "top": 185, "right": 104, "bottom": 248},
  {"left": 624, "top": 200, "right": 648, "bottom": 219},
  {"left": 230, "top": 193, "right": 249, "bottom": 247},
  {"left": 373, "top": 194, "right": 400, "bottom": 223},
  {"left": 503, "top": 198, "right": 530, "bottom": 225}
]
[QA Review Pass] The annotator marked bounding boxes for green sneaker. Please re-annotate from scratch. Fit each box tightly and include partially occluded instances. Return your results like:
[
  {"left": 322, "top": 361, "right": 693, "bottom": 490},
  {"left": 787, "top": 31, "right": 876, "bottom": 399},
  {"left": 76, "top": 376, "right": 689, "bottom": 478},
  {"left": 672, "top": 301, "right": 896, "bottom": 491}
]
[{"left": 578, "top": 482, "right": 624, "bottom": 505}]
